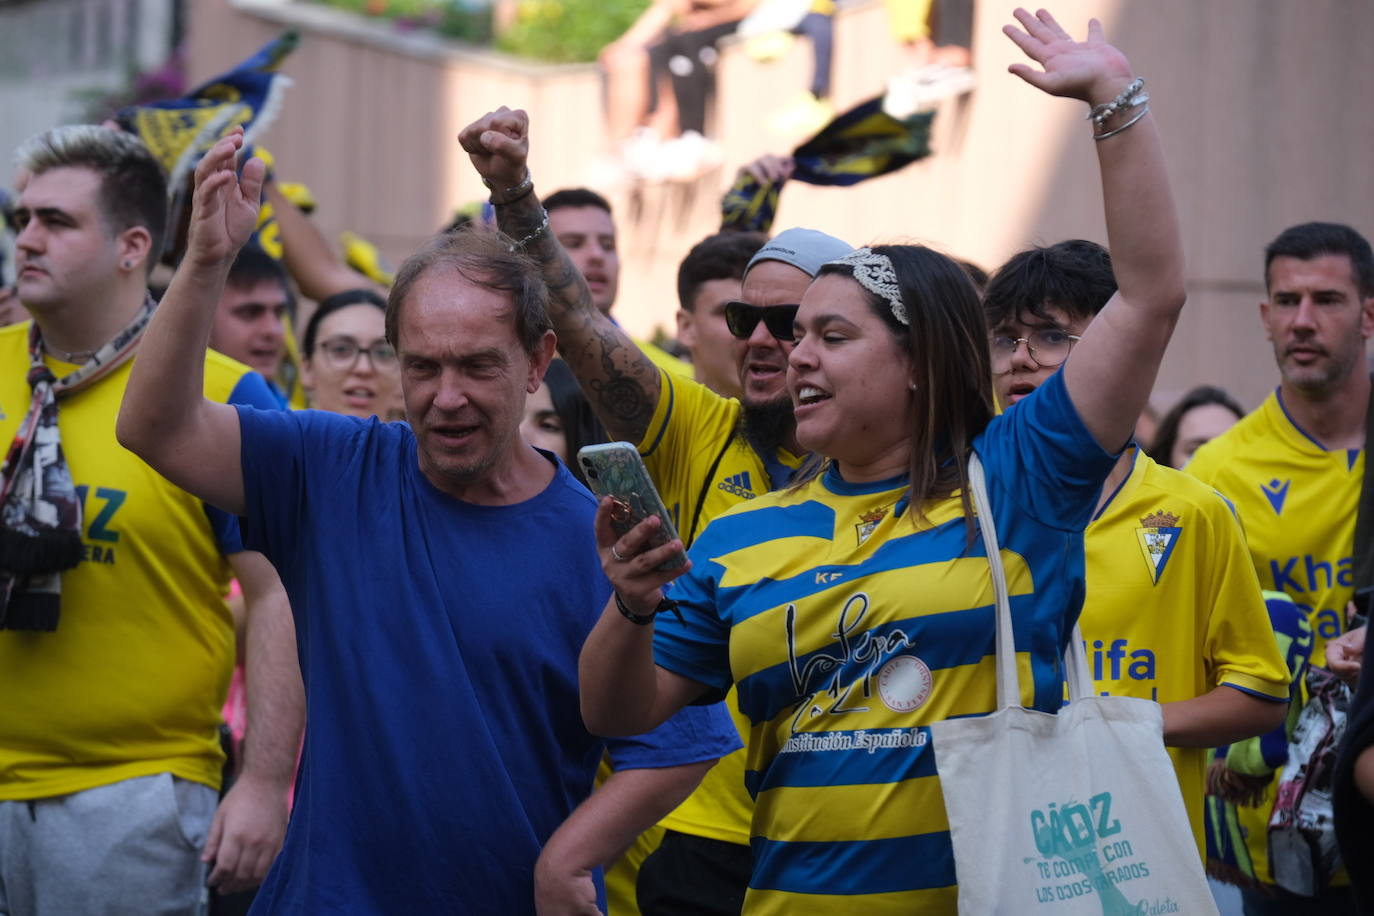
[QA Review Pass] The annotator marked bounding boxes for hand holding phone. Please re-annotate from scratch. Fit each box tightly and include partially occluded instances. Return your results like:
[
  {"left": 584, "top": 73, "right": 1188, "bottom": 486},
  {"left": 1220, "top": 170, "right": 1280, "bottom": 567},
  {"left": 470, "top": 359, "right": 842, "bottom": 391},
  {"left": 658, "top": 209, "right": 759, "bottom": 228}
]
[{"left": 577, "top": 443, "right": 687, "bottom": 572}]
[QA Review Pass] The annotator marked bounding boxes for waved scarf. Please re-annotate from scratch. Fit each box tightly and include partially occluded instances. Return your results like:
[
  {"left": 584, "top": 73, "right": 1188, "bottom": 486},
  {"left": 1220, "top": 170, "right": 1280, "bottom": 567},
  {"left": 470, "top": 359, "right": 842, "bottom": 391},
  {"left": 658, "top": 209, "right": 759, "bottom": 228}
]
[
  {"left": 114, "top": 31, "right": 297, "bottom": 264},
  {"left": 0, "top": 300, "right": 155, "bottom": 630},
  {"left": 721, "top": 97, "right": 934, "bottom": 233}
]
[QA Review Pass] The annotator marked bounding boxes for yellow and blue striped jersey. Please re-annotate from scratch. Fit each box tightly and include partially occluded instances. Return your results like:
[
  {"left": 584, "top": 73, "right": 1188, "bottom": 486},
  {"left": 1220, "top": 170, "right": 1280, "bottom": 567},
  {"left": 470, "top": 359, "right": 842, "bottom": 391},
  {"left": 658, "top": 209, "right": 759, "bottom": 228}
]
[
  {"left": 0, "top": 322, "right": 278, "bottom": 799},
  {"left": 1185, "top": 388, "right": 1361, "bottom": 886},
  {"left": 653, "top": 371, "right": 1115, "bottom": 914},
  {"left": 1083, "top": 449, "right": 1289, "bottom": 859}
]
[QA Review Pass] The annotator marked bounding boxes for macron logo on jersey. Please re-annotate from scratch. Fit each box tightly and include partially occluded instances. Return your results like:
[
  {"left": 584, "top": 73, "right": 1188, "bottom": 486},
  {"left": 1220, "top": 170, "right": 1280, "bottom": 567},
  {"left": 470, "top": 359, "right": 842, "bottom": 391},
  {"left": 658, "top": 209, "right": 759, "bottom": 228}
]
[
  {"left": 718, "top": 471, "right": 756, "bottom": 499},
  {"left": 1261, "top": 478, "right": 1291, "bottom": 515}
]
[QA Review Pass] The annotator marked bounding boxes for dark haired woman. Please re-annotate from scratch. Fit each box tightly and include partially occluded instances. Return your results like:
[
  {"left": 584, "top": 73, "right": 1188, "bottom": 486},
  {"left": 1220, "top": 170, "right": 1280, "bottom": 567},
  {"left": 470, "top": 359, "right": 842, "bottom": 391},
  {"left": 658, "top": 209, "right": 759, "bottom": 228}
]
[{"left": 579, "top": 10, "right": 1192, "bottom": 912}]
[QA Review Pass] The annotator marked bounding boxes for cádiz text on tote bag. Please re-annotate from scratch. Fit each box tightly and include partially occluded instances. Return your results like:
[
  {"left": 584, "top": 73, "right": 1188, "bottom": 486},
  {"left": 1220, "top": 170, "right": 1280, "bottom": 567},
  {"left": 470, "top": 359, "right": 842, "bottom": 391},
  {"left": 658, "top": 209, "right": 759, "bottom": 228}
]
[{"left": 929, "top": 454, "right": 1217, "bottom": 915}]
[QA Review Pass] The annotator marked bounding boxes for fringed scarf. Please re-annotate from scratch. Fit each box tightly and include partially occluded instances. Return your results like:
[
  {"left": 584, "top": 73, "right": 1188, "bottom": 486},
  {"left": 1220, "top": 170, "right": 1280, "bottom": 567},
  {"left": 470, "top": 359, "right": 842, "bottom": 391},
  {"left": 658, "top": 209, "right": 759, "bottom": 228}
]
[{"left": 0, "top": 299, "right": 155, "bottom": 630}]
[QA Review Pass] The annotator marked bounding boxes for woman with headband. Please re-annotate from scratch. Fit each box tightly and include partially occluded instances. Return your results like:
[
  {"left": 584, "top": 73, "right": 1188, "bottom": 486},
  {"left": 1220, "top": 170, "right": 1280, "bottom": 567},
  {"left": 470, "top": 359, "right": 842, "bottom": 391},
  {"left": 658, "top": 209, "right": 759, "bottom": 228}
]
[{"left": 579, "top": 8, "right": 1184, "bottom": 913}]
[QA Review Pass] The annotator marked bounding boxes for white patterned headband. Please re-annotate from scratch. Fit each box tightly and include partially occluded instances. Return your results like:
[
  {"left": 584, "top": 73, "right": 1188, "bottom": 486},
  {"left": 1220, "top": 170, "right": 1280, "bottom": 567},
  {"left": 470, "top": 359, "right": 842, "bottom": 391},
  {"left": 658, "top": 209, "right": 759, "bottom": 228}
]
[{"left": 826, "top": 248, "right": 907, "bottom": 325}]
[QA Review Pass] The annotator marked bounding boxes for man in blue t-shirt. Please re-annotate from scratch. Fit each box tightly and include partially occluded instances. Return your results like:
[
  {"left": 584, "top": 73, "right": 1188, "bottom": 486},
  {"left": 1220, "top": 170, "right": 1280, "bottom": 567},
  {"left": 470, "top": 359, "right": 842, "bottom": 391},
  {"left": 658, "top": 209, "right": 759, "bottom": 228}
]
[{"left": 117, "top": 130, "right": 738, "bottom": 913}]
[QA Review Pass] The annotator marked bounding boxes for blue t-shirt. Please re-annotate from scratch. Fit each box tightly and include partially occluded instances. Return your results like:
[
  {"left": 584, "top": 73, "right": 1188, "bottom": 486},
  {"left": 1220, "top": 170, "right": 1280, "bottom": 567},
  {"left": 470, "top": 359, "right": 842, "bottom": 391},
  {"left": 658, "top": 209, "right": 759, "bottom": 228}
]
[{"left": 236, "top": 408, "right": 739, "bottom": 914}]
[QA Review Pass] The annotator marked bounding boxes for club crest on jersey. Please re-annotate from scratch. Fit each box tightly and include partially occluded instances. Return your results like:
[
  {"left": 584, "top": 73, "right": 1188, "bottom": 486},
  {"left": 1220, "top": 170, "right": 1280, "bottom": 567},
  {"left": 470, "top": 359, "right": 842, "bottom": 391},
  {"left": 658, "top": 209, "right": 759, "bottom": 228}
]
[
  {"left": 877, "top": 654, "right": 933, "bottom": 712},
  {"left": 1135, "top": 510, "right": 1181, "bottom": 585},
  {"left": 718, "top": 471, "right": 756, "bottom": 499},
  {"left": 856, "top": 506, "right": 888, "bottom": 545},
  {"left": 1261, "top": 478, "right": 1291, "bottom": 515}
]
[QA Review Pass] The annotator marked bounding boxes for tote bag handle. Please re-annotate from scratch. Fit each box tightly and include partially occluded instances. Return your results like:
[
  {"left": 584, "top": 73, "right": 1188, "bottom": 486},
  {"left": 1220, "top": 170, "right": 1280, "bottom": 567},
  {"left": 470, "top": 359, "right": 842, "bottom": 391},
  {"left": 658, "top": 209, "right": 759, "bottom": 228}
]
[{"left": 968, "top": 453, "right": 1094, "bottom": 712}]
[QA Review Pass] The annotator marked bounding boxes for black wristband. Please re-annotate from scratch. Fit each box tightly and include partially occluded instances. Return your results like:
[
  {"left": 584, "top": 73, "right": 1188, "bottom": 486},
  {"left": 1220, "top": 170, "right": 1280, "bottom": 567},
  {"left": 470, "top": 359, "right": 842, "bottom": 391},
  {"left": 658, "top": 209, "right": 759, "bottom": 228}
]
[{"left": 614, "top": 593, "right": 683, "bottom": 626}]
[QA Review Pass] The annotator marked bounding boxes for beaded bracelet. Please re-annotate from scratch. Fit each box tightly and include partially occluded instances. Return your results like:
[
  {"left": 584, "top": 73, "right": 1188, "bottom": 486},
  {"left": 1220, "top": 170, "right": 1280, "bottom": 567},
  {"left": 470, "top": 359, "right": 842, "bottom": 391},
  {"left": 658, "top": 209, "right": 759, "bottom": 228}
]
[{"left": 1086, "top": 77, "right": 1148, "bottom": 129}]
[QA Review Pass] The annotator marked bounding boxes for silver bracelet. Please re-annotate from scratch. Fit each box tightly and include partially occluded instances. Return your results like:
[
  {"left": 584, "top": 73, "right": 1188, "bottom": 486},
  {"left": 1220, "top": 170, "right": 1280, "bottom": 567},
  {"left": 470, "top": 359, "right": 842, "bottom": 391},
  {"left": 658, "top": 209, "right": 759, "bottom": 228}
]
[
  {"left": 508, "top": 207, "right": 549, "bottom": 250},
  {"left": 1087, "top": 77, "right": 1148, "bottom": 127},
  {"left": 1093, "top": 105, "right": 1149, "bottom": 141},
  {"left": 483, "top": 169, "right": 534, "bottom": 205}
]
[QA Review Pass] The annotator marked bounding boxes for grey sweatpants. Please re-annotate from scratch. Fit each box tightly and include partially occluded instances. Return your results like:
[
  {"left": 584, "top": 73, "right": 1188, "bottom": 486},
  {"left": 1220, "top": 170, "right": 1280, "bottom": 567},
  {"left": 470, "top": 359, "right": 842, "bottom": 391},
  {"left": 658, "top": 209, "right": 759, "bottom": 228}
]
[{"left": 0, "top": 772, "right": 217, "bottom": 916}]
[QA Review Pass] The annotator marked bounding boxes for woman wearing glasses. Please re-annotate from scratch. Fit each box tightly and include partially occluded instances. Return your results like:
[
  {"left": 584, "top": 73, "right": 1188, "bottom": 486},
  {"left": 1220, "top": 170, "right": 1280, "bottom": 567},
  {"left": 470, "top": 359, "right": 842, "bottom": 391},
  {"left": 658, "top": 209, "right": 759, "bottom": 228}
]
[
  {"left": 299, "top": 289, "right": 402, "bottom": 420},
  {"left": 579, "top": 10, "right": 1192, "bottom": 913}
]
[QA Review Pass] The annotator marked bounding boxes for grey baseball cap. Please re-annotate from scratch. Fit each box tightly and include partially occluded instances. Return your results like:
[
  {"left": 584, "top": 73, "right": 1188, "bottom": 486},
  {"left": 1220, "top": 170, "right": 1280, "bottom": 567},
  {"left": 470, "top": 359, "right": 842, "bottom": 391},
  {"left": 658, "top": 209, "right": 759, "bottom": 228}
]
[{"left": 744, "top": 227, "right": 852, "bottom": 280}]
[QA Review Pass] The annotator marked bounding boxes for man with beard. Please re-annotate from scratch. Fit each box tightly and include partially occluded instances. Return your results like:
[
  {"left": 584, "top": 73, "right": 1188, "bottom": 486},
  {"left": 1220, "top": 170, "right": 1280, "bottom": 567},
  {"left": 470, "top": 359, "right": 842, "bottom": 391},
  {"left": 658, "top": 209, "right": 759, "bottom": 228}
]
[{"left": 1188, "top": 222, "right": 1374, "bottom": 914}]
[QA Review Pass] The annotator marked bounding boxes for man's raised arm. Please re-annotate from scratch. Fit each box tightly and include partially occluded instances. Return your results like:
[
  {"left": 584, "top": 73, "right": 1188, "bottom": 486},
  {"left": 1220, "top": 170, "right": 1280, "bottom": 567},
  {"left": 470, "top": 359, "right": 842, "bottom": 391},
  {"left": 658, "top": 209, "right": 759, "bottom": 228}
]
[
  {"left": 116, "top": 130, "right": 264, "bottom": 515},
  {"left": 457, "top": 109, "right": 662, "bottom": 445}
]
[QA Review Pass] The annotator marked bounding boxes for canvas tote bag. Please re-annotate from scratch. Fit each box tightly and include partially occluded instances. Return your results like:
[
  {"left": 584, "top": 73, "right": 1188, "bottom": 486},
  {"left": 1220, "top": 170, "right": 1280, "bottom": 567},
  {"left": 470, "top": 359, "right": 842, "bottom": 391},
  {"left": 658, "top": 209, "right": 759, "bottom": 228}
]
[{"left": 929, "top": 454, "right": 1217, "bottom": 915}]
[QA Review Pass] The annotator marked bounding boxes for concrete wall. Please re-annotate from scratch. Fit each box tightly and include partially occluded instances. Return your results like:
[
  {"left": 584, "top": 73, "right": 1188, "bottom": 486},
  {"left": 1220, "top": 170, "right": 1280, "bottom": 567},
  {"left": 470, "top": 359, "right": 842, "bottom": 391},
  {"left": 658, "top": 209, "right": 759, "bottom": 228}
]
[
  {"left": 184, "top": 0, "right": 1374, "bottom": 412},
  {"left": 0, "top": 0, "right": 178, "bottom": 169}
]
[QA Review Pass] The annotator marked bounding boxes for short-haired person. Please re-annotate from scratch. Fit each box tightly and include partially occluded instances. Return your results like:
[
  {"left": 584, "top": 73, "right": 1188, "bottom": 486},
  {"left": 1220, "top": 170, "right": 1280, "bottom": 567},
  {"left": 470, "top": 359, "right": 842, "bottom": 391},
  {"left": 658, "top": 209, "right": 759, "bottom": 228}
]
[
  {"left": 116, "top": 130, "right": 738, "bottom": 912},
  {"left": 468, "top": 108, "right": 851, "bottom": 910},
  {"left": 1187, "top": 221, "right": 1374, "bottom": 914},
  {"left": 675, "top": 231, "right": 768, "bottom": 399},
  {"left": 0, "top": 125, "right": 300, "bottom": 910},
  {"left": 983, "top": 239, "right": 1289, "bottom": 858},
  {"left": 577, "top": 11, "right": 1192, "bottom": 911},
  {"left": 1148, "top": 384, "right": 1244, "bottom": 470},
  {"left": 546, "top": 188, "right": 621, "bottom": 316},
  {"left": 544, "top": 186, "right": 694, "bottom": 380},
  {"left": 210, "top": 243, "right": 293, "bottom": 407}
]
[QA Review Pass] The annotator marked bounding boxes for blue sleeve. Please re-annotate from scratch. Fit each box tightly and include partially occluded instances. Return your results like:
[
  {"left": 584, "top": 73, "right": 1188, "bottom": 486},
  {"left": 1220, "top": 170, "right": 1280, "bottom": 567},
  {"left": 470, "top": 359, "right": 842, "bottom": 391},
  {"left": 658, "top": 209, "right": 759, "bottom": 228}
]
[
  {"left": 207, "top": 371, "right": 288, "bottom": 554},
  {"left": 605, "top": 700, "right": 742, "bottom": 769},
  {"left": 228, "top": 370, "right": 283, "bottom": 411},
  {"left": 651, "top": 526, "right": 736, "bottom": 701},
  {"left": 976, "top": 369, "right": 1117, "bottom": 532},
  {"left": 235, "top": 404, "right": 315, "bottom": 565}
]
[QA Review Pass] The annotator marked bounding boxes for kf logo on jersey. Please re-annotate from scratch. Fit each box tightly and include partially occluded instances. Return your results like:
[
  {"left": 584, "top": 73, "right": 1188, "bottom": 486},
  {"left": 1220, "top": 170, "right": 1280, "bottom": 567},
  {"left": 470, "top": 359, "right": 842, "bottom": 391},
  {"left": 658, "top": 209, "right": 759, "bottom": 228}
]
[
  {"left": 1261, "top": 478, "right": 1291, "bottom": 515},
  {"left": 1136, "top": 510, "right": 1182, "bottom": 585},
  {"left": 718, "top": 471, "right": 756, "bottom": 499},
  {"left": 856, "top": 506, "right": 889, "bottom": 546}
]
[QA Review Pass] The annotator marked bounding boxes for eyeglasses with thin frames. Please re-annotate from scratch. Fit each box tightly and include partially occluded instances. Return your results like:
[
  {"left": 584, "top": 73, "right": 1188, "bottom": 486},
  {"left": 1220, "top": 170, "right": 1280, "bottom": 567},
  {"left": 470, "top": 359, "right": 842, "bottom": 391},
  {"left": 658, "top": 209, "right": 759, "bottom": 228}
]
[
  {"left": 318, "top": 336, "right": 398, "bottom": 370},
  {"left": 724, "top": 301, "right": 801, "bottom": 342},
  {"left": 989, "top": 328, "right": 1082, "bottom": 372}
]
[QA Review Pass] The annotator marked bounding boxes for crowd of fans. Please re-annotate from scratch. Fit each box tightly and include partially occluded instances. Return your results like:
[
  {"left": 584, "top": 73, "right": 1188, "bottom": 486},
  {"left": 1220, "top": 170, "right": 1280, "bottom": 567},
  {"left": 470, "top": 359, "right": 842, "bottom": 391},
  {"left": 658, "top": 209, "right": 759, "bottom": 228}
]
[{"left": 1, "top": 6, "right": 1372, "bottom": 916}]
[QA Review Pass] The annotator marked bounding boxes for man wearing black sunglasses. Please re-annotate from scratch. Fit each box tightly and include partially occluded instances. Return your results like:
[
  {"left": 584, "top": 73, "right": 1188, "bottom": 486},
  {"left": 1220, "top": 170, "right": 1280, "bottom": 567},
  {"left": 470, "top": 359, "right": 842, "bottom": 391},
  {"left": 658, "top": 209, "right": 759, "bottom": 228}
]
[{"left": 461, "top": 107, "right": 850, "bottom": 916}]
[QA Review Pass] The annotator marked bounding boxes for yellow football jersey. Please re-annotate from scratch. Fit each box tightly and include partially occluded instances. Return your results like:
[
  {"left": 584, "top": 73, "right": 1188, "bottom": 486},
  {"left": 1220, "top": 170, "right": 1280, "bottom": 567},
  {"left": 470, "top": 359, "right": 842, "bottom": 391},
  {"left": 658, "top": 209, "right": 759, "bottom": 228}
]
[
  {"left": 1083, "top": 450, "right": 1289, "bottom": 858},
  {"left": 1186, "top": 388, "right": 1360, "bottom": 885},
  {"left": 0, "top": 323, "right": 277, "bottom": 799}
]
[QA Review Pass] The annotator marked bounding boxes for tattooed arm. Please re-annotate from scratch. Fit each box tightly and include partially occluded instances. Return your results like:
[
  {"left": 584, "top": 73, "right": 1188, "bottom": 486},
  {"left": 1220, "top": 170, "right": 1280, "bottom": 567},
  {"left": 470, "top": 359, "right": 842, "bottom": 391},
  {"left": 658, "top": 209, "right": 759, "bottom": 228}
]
[{"left": 457, "top": 108, "right": 661, "bottom": 444}]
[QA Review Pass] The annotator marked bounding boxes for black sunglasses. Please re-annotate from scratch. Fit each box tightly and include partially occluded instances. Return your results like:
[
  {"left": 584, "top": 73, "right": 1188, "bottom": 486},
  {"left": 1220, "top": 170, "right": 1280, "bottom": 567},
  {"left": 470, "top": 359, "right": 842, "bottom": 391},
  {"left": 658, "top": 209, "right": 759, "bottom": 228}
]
[{"left": 724, "top": 301, "right": 800, "bottom": 342}]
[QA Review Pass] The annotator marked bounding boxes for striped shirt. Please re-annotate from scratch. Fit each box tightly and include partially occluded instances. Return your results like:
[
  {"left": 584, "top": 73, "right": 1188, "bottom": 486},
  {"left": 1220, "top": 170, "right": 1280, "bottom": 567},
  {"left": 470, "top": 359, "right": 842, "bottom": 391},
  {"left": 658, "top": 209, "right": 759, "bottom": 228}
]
[{"left": 653, "top": 370, "right": 1116, "bottom": 913}]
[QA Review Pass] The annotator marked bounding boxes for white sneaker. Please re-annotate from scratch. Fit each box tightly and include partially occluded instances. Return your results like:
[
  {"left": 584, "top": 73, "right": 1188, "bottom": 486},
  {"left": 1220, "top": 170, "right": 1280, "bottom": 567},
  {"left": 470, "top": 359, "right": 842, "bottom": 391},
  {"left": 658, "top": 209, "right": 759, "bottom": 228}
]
[
  {"left": 883, "top": 64, "right": 977, "bottom": 119},
  {"left": 621, "top": 127, "right": 664, "bottom": 180},
  {"left": 654, "top": 130, "right": 724, "bottom": 182}
]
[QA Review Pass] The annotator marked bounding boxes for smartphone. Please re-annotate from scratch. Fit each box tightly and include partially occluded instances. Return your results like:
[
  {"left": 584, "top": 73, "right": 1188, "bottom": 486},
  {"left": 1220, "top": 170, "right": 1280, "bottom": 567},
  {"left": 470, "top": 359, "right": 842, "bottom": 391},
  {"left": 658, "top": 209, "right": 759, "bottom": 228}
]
[
  {"left": 1351, "top": 585, "right": 1373, "bottom": 629},
  {"left": 576, "top": 442, "right": 687, "bottom": 571}
]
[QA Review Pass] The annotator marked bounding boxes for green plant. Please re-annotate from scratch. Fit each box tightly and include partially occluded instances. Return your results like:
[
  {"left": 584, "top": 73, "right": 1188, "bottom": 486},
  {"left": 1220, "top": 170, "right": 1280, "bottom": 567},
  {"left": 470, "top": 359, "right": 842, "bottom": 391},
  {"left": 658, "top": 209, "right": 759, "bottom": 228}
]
[{"left": 497, "top": 0, "right": 651, "bottom": 63}]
